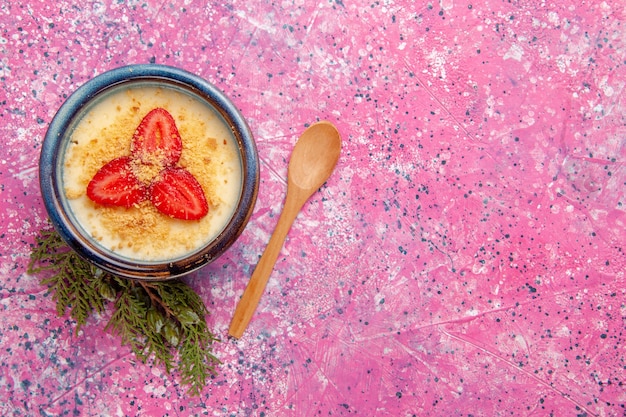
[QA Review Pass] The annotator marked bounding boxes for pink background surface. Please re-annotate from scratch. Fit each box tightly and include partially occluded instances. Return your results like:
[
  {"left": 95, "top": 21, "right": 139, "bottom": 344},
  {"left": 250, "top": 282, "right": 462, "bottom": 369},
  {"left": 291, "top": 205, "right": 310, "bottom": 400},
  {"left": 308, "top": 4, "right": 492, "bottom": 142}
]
[{"left": 1, "top": 1, "right": 625, "bottom": 416}]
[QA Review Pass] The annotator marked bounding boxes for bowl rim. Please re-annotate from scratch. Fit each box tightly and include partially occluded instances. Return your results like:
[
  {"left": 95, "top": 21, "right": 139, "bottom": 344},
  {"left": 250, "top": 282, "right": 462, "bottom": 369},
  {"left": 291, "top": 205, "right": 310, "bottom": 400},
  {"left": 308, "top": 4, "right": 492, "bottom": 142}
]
[{"left": 40, "top": 64, "right": 259, "bottom": 280}]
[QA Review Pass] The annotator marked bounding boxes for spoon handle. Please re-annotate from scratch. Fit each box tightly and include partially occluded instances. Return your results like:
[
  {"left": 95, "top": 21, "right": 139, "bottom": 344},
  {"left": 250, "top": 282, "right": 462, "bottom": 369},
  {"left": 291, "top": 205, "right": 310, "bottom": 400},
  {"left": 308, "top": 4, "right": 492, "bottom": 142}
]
[{"left": 228, "top": 189, "right": 305, "bottom": 338}]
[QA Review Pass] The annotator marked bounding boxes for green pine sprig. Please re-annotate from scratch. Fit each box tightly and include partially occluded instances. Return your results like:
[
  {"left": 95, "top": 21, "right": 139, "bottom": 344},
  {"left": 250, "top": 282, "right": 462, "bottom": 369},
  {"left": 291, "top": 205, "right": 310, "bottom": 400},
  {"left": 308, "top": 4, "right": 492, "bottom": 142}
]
[{"left": 27, "top": 227, "right": 221, "bottom": 396}]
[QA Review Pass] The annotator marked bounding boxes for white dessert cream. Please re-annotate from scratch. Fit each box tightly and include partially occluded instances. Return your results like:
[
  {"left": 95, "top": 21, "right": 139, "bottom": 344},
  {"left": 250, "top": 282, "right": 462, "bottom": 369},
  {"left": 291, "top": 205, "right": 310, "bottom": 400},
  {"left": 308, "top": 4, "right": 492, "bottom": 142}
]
[{"left": 62, "top": 83, "right": 242, "bottom": 261}]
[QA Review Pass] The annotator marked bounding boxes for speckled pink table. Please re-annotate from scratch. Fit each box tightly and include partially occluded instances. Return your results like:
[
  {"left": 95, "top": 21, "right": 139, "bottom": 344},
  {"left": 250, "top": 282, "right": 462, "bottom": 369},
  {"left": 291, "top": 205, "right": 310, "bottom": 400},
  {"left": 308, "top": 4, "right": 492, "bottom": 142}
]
[{"left": 1, "top": 1, "right": 625, "bottom": 416}]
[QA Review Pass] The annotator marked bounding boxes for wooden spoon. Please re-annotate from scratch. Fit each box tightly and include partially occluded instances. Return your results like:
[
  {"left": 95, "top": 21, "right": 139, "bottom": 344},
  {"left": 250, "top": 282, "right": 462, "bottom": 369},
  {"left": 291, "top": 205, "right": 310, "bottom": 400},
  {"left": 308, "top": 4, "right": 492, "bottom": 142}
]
[{"left": 228, "top": 121, "right": 342, "bottom": 339}]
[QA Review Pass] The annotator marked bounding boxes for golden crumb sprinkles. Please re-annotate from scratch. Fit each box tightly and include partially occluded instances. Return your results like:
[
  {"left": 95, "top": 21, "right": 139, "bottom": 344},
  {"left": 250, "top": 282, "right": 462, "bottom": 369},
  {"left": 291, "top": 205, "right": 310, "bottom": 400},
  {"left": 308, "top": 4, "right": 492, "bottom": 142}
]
[{"left": 63, "top": 85, "right": 242, "bottom": 261}]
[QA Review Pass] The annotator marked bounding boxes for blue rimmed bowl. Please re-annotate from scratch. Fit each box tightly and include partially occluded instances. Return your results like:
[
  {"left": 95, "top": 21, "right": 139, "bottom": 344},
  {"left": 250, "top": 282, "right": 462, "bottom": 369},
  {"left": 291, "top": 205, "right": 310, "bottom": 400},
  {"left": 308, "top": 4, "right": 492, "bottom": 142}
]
[{"left": 40, "top": 64, "right": 259, "bottom": 280}]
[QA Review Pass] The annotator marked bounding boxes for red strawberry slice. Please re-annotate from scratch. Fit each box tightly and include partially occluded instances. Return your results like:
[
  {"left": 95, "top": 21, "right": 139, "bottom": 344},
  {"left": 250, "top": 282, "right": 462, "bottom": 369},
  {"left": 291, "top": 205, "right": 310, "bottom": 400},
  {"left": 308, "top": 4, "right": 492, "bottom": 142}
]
[
  {"left": 149, "top": 167, "right": 209, "bottom": 220},
  {"left": 86, "top": 156, "right": 147, "bottom": 208},
  {"left": 131, "top": 108, "right": 182, "bottom": 167}
]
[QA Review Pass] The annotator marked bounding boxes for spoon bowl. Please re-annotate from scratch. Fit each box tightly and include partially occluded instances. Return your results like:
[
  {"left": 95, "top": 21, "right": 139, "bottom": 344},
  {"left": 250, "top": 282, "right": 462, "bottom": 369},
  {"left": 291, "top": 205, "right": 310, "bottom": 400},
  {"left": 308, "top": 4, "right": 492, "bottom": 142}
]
[
  {"left": 229, "top": 121, "right": 341, "bottom": 338},
  {"left": 288, "top": 122, "right": 342, "bottom": 191}
]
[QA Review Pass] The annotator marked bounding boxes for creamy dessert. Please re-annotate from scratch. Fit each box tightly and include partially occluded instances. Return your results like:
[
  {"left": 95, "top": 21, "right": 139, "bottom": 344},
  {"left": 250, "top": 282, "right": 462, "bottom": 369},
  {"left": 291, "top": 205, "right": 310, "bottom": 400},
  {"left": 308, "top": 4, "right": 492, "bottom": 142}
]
[{"left": 62, "top": 83, "right": 242, "bottom": 261}]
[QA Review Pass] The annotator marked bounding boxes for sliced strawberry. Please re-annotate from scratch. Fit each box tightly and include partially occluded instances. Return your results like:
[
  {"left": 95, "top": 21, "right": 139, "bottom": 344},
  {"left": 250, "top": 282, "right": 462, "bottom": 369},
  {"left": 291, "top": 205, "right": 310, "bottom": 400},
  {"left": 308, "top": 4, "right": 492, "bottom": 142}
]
[
  {"left": 149, "top": 167, "right": 209, "bottom": 220},
  {"left": 131, "top": 108, "right": 182, "bottom": 167},
  {"left": 86, "top": 156, "right": 147, "bottom": 208}
]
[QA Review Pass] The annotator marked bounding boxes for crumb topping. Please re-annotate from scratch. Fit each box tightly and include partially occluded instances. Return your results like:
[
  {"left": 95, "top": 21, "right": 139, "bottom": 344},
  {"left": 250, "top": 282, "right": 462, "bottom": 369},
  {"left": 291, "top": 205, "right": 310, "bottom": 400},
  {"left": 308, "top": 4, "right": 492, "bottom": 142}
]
[{"left": 63, "top": 86, "right": 242, "bottom": 261}]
